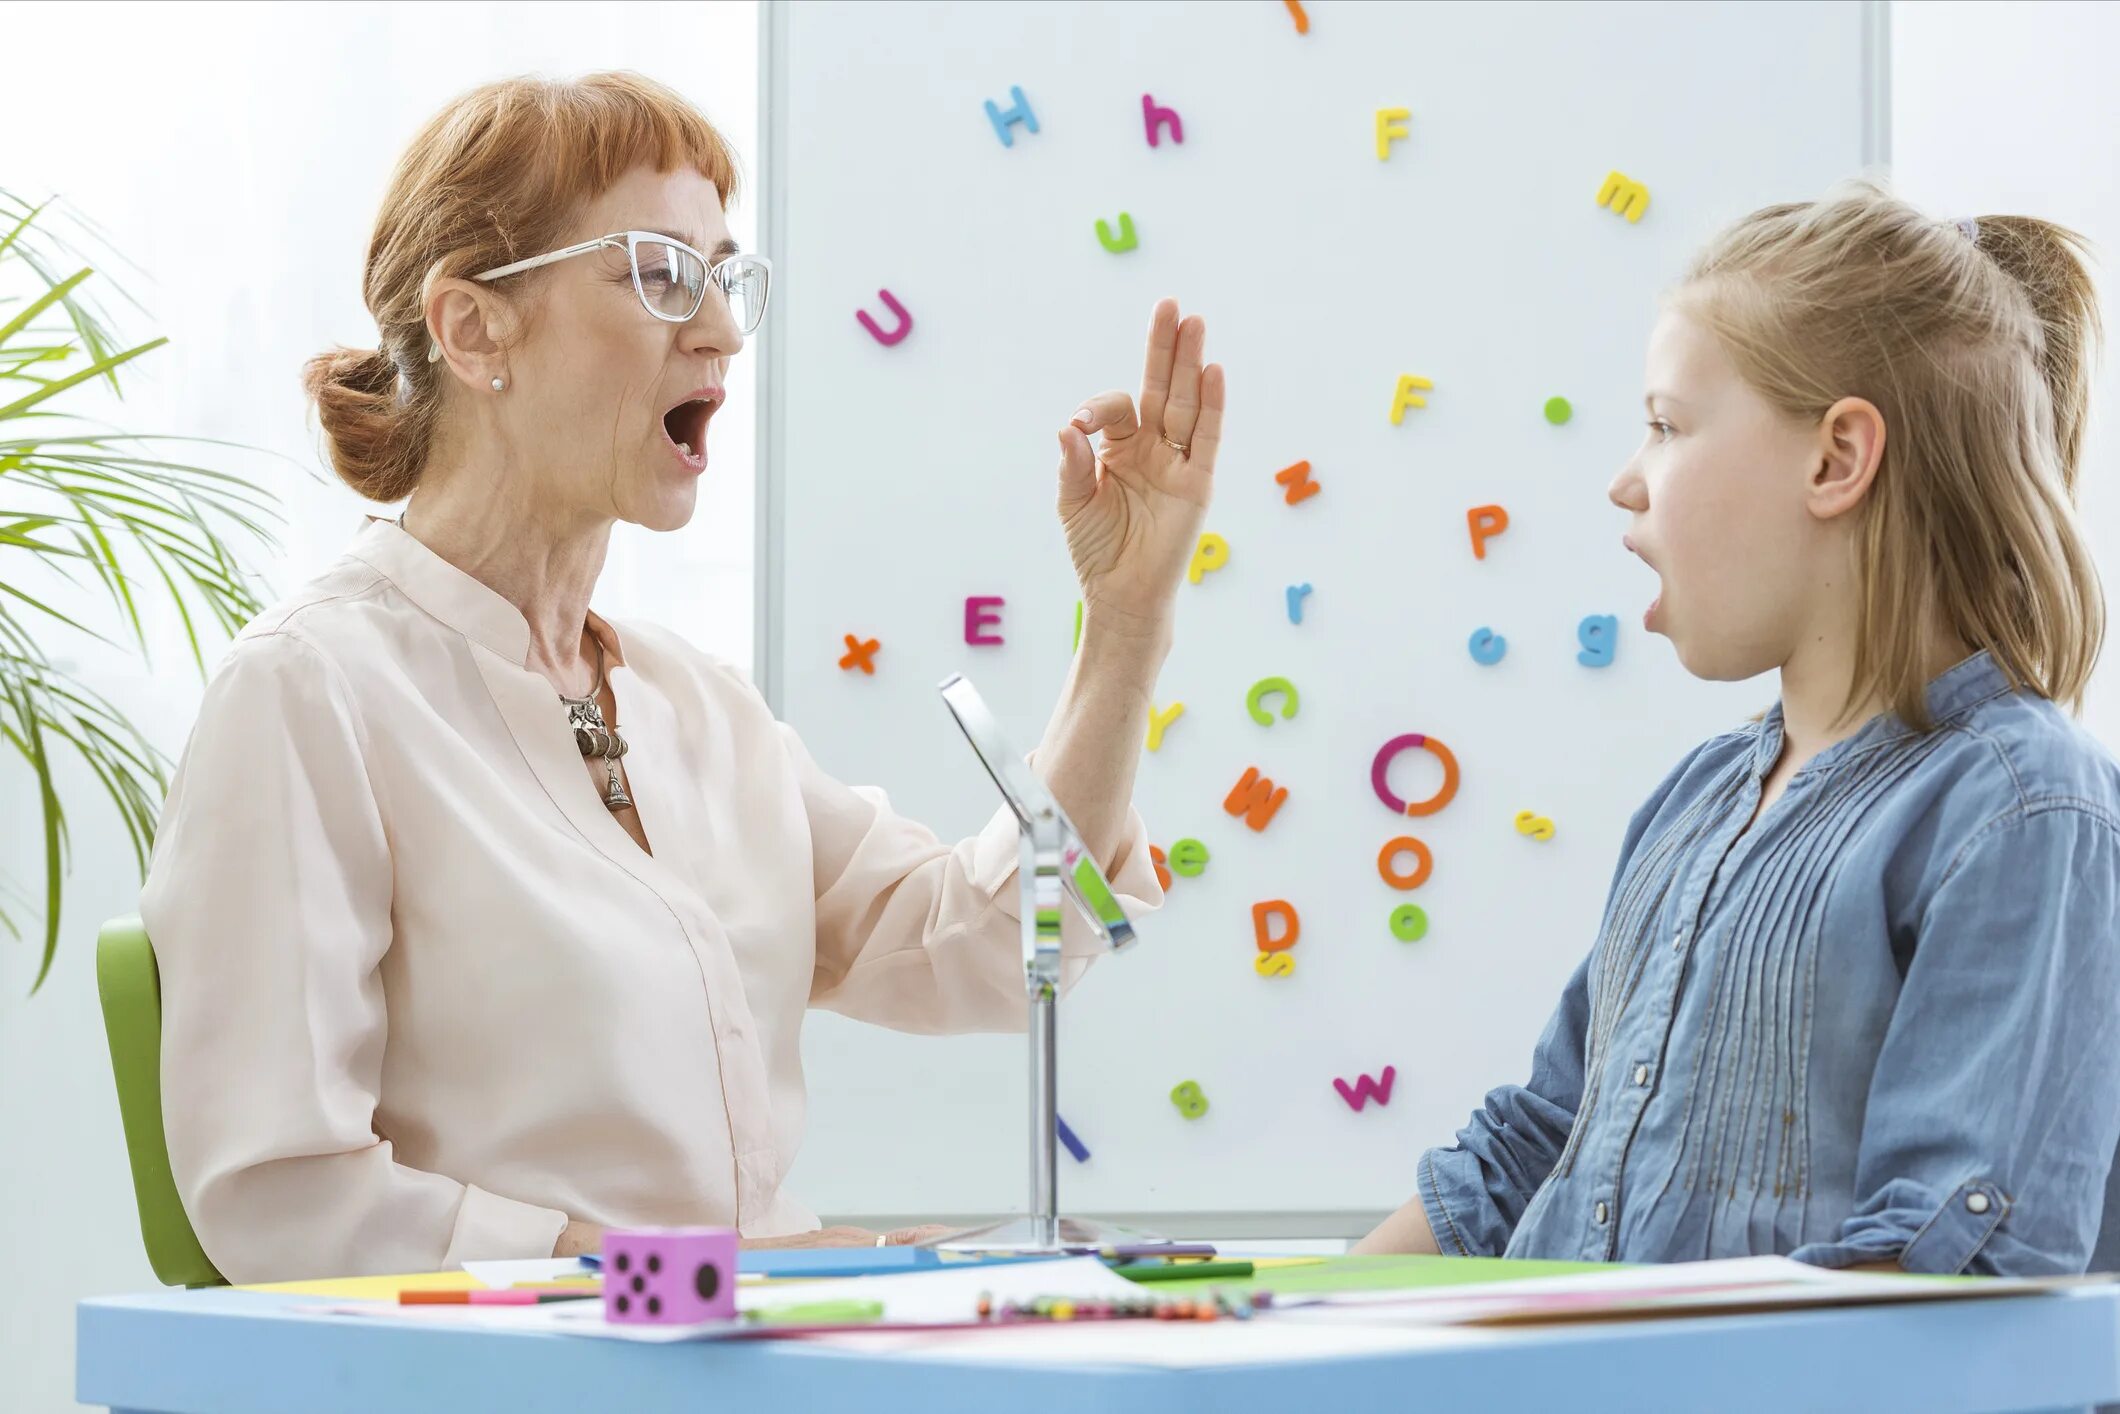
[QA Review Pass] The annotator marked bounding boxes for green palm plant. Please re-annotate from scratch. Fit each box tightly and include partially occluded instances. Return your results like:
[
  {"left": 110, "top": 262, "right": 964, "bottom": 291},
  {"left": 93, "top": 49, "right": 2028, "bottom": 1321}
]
[{"left": 2, "top": 188, "right": 281, "bottom": 992}]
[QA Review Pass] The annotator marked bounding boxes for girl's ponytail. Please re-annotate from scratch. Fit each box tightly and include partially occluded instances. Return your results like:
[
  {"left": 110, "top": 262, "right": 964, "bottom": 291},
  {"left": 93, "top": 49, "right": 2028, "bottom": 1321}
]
[{"left": 1970, "top": 216, "right": 2102, "bottom": 490}]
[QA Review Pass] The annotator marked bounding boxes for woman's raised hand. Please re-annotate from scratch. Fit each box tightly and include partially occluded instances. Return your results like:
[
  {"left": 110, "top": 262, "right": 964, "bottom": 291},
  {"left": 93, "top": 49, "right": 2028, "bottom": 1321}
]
[{"left": 1055, "top": 298, "right": 1224, "bottom": 642}]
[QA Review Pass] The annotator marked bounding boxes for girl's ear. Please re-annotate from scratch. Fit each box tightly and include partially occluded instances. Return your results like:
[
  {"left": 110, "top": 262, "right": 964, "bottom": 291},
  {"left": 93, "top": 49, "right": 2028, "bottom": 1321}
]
[{"left": 1808, "top": 396, "right": 1886, "bottom": 521}]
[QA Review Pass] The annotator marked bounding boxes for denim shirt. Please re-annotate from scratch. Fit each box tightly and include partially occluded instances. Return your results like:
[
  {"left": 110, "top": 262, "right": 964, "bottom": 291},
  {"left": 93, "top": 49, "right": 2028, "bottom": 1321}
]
[{"left": 1420, "top": 652, "right": 2120, "bottom": 1275}]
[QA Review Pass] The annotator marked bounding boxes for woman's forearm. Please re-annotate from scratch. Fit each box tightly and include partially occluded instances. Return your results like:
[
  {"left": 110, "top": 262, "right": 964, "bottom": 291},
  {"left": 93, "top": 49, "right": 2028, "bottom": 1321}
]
[{"left": 1031, "top": 612, "right": 1171, "bottom": 873}]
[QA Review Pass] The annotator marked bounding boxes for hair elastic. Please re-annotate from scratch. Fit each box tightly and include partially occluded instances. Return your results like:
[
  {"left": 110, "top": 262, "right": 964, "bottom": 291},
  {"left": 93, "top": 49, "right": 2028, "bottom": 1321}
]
[{"left": 1954, "top": 216, "right": 1981, "bottom": 243}]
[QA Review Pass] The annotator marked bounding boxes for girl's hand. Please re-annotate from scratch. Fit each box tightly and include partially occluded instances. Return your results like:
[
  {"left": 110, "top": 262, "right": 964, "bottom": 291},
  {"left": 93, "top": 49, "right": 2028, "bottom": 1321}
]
[{"left": 1056, "top": 298, "right": 1224, "bottom": 643}]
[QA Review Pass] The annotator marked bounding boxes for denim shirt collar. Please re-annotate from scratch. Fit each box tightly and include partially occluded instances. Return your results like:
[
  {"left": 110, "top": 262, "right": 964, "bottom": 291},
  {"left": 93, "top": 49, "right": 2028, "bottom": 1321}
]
[{"left": 1752, "top": 650, "right": 2013, "bottom": 780}]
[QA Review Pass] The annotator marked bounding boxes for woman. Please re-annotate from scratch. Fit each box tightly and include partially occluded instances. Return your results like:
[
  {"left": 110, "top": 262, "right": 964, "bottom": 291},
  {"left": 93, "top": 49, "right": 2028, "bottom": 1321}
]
[{"left": 139, "top": 72, "right": 1225, "bottom": 1283}]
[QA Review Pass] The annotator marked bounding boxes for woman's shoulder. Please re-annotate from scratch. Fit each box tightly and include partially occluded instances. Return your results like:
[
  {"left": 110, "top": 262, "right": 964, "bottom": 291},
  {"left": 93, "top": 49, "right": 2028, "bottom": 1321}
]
[
  {"left": 210, "top": 552, "right": 399, "bottom": 686},
  {"left": 603, "top": 617, "right": 773, "bottom": 715}
]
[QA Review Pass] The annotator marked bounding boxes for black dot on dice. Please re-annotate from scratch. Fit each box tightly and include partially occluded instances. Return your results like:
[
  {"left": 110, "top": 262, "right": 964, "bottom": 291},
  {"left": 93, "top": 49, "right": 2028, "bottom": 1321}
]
[
  {"left": 647, "top": 1296, "right": 662, "bottom": 1317},
  {"left": 614, "top": 1253, "right": 631, "bottom": 1274},
  {"left": 696, "top": 1263, "right": 720, "bottom": 1301},
  {"left": 615, "top": 1295, "right": 630, "bottom": 1315},
  {"left": 647, "top": 1254, "right": 662, "bottom": 1274},
  {"left": 631, "top": 1275, "right": 646, "bottom": 1295}
]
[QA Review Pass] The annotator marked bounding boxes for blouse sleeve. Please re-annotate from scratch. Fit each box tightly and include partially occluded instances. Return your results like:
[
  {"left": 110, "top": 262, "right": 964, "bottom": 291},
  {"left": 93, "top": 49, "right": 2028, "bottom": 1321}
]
[
  {"left": 785, "top": 721, "right": 1166, "bottom": 1033},
  {"left": 140, "top": 630, "right": 568, "bottom": 1282}
]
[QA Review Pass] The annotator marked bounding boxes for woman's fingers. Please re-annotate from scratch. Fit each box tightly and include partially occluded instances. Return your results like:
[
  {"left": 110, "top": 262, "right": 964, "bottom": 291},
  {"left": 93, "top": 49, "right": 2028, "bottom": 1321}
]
[
  {"left": 1136, "top": 298, "right": 1180, "bottom": 434},
  {"left": 1056, "top": 426, "right": 1097, "bottom": 510},
  {"left": 1186, "top": 363, "right": 1227, "bottom": 473},
  {"left": 1073, "top": 390, "right": 1140, "bottom": 443},
  {"left": 1161, "top": 315, "right": 1207, "bottom": 448},
  {"left": 884, "top": 1224, "right": 956, "bottom": 1246},
  {"left": 739, "top": 1225, "right": 881, "bottom": 1250},
  {"left": 1059, "top": 392, "right": 1137, "bottom": 509}
]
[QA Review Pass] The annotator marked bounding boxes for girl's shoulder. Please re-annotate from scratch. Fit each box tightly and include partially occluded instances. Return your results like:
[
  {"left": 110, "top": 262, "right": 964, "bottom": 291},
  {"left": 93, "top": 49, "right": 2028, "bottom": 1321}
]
[{"left": 1943, "top": 688, "right": 2120, "bottom": 820}]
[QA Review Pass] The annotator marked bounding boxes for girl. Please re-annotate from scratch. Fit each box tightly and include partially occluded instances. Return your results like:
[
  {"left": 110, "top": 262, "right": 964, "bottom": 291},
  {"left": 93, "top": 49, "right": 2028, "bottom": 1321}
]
[{"left": 1358, "top": 187, "right": 2120, "bottom": 1275}]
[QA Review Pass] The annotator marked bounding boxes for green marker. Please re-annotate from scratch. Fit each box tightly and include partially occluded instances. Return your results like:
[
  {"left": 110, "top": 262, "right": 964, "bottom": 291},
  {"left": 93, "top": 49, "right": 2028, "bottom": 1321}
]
[
  {"left": 1113, "top": 1259, "right": 1255, "bottom": 1283},
  {"left": 746, "top": 1298, "right": 886, "bottom": 1326}
]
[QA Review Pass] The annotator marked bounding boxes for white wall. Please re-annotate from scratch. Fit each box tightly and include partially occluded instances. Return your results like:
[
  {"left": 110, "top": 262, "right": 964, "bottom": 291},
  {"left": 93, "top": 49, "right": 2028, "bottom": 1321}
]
[
  {"left": 1890, "top": 0, "right": 2120, "bottom": 751},
  {"left": 0, "top": 4, "right": 758, "bottom": 1409}
]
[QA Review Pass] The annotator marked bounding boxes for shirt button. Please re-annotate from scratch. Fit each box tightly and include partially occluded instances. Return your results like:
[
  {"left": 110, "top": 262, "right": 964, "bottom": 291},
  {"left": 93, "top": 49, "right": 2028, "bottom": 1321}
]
[
  {"left": 1594, "top": 1201, "right": 1610, "bottom": 1225},
  {"left": 1967, "top": 1192, "right": 1991, "bottom": 1215},
  {"left": 1635, "top": 1064, "right": 1651, "bottom": 1086}
]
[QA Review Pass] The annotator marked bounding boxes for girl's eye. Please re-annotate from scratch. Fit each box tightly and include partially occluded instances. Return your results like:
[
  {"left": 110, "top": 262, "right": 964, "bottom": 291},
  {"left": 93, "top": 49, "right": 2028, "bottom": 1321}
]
[{"left": 1647, "top": 419, "right": 1675, "bottom": 441}]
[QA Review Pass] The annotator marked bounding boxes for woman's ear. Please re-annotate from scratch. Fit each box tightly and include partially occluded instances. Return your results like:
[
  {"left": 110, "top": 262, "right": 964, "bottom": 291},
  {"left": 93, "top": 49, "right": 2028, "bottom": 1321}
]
[
  {"left": 426, "top": 279, "right": 511, "bottom": 390},
  {"left": 1807, "top": 396, "right": 1886, "bottom": 521}
]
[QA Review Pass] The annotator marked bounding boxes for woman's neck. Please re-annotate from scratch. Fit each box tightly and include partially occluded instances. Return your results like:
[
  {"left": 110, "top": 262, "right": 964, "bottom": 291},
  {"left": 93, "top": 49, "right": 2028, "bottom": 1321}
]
[{"left": 397, "top": 470, "right": 610, "bottom": 691}]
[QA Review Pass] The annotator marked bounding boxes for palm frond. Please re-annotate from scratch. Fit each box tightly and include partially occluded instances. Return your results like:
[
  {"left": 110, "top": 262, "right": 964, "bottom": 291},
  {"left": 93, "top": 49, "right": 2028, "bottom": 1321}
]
[{"left": 0, "top": 186, "right": 281, "bottom": 992}]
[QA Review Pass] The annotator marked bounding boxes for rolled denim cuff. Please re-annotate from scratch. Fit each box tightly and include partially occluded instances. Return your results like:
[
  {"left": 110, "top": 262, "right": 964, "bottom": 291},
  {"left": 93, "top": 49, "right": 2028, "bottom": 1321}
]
[{"left": 1790, "top": 1178, "right": 2012, "bottom": 1274}]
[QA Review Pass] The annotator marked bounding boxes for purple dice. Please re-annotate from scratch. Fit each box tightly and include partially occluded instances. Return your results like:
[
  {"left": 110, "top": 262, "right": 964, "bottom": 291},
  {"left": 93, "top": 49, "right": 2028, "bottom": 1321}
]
[{"left": 602, "top": 1226, "right": 739, "bottom": 1324}]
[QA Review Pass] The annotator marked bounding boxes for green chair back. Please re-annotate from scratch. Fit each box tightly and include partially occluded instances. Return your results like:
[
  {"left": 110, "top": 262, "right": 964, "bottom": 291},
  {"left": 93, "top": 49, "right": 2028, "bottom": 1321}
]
[{"left": 95, "top": 914, "right": 225, "bottom": 1288}]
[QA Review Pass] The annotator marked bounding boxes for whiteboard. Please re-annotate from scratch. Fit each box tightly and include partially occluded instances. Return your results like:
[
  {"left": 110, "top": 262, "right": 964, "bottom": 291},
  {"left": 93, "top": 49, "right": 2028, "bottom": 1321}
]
[{"left": 758, "top": 0, "right": 1887, "bottom": 1222}]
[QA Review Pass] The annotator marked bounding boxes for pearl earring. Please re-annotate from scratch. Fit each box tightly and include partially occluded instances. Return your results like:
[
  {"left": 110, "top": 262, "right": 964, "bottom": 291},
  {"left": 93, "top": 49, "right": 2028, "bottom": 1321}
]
[{"left": 490, "top": 376, "right": 506, "bottom": 392}]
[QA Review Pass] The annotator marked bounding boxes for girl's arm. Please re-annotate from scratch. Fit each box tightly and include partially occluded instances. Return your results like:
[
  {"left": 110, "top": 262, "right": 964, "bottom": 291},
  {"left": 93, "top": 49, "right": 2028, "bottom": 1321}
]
[
  {"left": 1788, "top": 804, "right": 2120, "bottom": 1274},
  {"left": 1353, "top": 1196, "right": 1441, "bottom": 1256},
  {"left": 1361, "top": 953, "right": 1594, "bottom": 1257}
]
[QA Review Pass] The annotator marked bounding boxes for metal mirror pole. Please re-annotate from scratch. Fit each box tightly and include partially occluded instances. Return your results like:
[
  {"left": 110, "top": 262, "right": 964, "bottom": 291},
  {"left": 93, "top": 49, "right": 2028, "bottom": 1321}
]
[
  {"left": 1025, "top": 810, "right": 1062, "bottom": 1252},
  {"left": 929, "top": 673, "right": 1161, "bottom": 1252}
]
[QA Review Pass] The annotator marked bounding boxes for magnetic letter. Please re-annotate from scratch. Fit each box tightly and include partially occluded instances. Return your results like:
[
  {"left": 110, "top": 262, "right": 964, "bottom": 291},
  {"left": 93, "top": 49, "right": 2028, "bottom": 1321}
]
[
  {"left": 1252, "top": 900, "right": 1301, "bottom": 953},
  {"left": 1147, "top": 700, "right": 1186, "bottom": 752},
  {"left": 1390, "top": 374, "right": 1433, "bottom": 424},
  {"left": 1274, "top": 459, "right": 1320, "bottom": 506},
  {"left": 1142, "top": 94, "right": 1184, "bottom": 147},
  {"left": 1467, "top": 504, "right": 1510, "bottom": 560},
  {"left": 985, "top": 86, "right": 1039, "bottom": 147},
  {"left": 1188, "top": 532, "right": 1230, "bottom": 584},
  {"left": 1096, "top": 212, "right": 1139, "bottom": 253},
  {"left": 1375, "top": 107, "right": 1410, "bottom": 161},
  {"left": 965, "top": 596, "right": 1006, "bottom": 645},
  {"left": 856, "top": 289, "right": 913, "bottom": 346},
  {"left": 1577, "top": 614, "right": 1619, "bottom": 668},
  {"left": 1224, "top": 766, "right": 1289, "bottom": 832}
]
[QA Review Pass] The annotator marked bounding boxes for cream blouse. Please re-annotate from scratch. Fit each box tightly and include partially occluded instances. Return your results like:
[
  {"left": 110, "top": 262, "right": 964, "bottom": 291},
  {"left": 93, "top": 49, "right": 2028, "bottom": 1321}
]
[{"left": 139, "top": 518, "right": 1161, "bottom": 1283}]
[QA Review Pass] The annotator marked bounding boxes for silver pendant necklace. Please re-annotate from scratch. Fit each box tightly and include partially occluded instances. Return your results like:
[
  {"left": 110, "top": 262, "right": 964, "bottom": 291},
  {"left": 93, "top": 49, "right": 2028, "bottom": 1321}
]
[
  {"left": 560, "top": 636, "right": 632, "bottom": 812},
  {"left": 395, "top": 510, "right": 631, "bottom": 812}
]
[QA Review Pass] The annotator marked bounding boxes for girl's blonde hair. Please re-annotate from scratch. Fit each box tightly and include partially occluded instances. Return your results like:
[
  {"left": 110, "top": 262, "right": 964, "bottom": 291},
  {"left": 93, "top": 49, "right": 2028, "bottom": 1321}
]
[
  {"left": 302, "top": 72, "right": 741, "bottom": 503},
  {"left": 1676, "top": 184, "right": 2103, "bottom": 729}
]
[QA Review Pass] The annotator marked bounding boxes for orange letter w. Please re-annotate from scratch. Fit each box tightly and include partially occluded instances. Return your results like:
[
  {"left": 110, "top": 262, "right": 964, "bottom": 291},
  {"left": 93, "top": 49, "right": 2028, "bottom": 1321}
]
[{"left": 1224, "top": 766, "right": 1289, "bottom": 832}]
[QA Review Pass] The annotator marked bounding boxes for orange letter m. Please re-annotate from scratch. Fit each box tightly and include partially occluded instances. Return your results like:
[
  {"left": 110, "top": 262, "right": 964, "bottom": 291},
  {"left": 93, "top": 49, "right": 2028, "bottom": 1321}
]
[{"left": 1224, "top": 766, "right": 1289, "bottom": 832}]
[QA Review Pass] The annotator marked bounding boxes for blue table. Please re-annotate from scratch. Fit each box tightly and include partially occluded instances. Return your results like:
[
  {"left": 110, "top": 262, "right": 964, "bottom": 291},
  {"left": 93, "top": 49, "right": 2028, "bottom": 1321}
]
[{"left": 78, "top": 1283, "right": 2120, "bottom": 1412}]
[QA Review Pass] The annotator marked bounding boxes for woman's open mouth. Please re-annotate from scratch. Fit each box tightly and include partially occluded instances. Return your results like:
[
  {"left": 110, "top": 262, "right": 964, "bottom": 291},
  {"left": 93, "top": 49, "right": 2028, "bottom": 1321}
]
[{"left": 660, "top": 388, "right": 722, "bottom": 473}]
